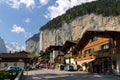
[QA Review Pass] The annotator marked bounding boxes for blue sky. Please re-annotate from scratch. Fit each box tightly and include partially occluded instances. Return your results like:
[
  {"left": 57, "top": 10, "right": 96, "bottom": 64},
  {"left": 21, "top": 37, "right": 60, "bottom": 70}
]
[{"left": 0, "top": 0, "right": 95, "bottom": 52}]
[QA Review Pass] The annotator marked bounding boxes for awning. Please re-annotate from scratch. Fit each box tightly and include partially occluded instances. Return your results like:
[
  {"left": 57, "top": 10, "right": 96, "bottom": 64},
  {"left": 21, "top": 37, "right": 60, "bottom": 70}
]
[
  {"left": 64, "top": 53, "right": 72, "bottom": 58},
  {"left": 77, "top": 59, "right": 95, "bottom": 65}
]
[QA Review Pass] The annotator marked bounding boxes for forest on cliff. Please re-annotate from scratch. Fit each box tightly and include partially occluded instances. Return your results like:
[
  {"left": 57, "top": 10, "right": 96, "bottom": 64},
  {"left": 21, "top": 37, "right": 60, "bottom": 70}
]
[{"left": 40, "top": 0, "right": 120, "bottom": 30}]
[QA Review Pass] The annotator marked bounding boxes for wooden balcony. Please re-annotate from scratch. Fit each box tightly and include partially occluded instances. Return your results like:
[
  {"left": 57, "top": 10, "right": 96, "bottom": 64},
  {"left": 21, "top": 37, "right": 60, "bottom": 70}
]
[
  {"left": 74, "top": 53, "right": 95, "bottom": 61},
  {"left": 74, "top": 46, "right": 120, "bottom": 61},
  {"left": 95, "top": 46, "right": 120, "bottom": 58}
]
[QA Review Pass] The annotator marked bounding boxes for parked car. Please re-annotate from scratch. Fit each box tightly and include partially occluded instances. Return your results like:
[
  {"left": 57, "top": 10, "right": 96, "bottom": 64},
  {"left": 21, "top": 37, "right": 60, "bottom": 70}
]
[
  {"left": 6, "top": 66, "right": 23, "bottom": 72},
  {"left": 59, "top": 64, "right": 65, "bottom": 70},
  {"left": 64, "top": 65, "right": 74, "bottom": 71}
]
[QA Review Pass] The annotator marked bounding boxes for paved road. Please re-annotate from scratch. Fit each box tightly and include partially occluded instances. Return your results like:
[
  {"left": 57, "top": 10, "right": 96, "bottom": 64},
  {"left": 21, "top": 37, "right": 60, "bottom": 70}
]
[{"left": 24, "top": 69, "right": 120, "bottom": 80}]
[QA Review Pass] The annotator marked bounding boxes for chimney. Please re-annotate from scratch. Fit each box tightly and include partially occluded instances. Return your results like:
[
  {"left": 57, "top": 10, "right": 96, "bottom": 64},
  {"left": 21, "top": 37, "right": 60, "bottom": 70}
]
[{"left": 9, "top": 51, "right": 11, "bottom": 54}]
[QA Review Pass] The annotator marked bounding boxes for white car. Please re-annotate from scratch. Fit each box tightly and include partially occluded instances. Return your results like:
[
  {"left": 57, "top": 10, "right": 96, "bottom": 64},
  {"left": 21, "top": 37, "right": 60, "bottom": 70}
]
[{"left": 64, "top": 65, "right": 74, "bottom": 71}]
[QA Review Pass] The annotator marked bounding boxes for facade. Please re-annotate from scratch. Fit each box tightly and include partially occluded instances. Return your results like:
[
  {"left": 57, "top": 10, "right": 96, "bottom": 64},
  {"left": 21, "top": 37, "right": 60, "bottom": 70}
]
[
  {"left": 73, "top": 31, "right": 120, "bottom": 75},
  {"left": 61, "top": 40, "right": 78, "bottom": 70},
  {"left": 54, "top": 53, "right": 64, "bottom": 64},
  {"left": 0, "top": 51, "right": 32, "bottom": 69},
  {"left": 46, "top": 45, "right": 62, "bottom": 66}
]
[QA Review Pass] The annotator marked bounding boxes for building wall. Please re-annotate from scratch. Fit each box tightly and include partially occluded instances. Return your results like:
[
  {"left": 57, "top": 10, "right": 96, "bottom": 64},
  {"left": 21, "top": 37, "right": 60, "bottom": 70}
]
[
  {"left": 0, "top": 62, "right": 24, "bottom": 69},
  {"left": 116, "top": 55, "right": 120, "bottom": 75},
  {"left": 65, "top": 58, "right": 76, "bottom": 64},
  {"left": 83, "top": 37, "right": 110, "bottom": 53},
  {"left": 71, "top": 58, "right": 76, "bottom": 65},
  {"left": 77, "top": 37, "right": 113, "bottom": 72},
  {"left": 65, "top": 59, "right": 69, "bottom": 64},
  {"left": 53, "top": 51, "right": 59, "bottom": 59},
  {"left": 50, "top": 50, "right": 59, "bottom": 63}
]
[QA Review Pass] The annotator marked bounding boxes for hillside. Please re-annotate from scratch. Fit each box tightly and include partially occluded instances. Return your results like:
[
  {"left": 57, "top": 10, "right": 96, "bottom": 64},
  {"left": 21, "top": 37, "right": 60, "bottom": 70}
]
[
  {"left": 27, "top": 0, "right": 120, "bottom": 53},
  {"left": 26, "top": 33, "right": 40, "bottom": 56},
  {"left": 40, "top": 0, "right": 120, "bottom": 30},
  {"left": 0, "top": 37, "right": 7, "bottom": 53}
]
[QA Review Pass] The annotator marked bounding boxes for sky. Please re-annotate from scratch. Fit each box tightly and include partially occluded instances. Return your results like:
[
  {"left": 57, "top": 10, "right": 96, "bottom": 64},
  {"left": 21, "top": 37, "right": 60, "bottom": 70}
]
[{"left": 0, "top": 0, "right": 96, "bottom": 52}]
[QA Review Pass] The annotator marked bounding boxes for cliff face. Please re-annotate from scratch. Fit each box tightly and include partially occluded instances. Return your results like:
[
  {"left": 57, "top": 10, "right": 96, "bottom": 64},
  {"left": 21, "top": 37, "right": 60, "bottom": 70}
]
[
  {"left": 27, "top": 14, "right": 120, "bottom": 53},
  {"left": 0, "top": 37, "right": 7, "bottom": 53},
  {"left": 40, "top": 14, "right": 120, "bottom": 50},
  {"left": 26, "top": 33, "right": 39, "bottom": 56}
]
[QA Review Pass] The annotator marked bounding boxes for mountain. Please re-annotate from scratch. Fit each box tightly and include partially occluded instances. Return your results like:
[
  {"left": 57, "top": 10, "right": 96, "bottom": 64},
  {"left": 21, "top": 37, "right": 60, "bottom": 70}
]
[
  {"left": 27, "top": 0, "right": 120, "bottom": 52},
  {"left": 40, "top": 0, "right": 120, "bottom": 30},
  {"left": 40, "top": 14, "right": 120, "bottom": 50},
  {"left": 26, "top": 33, "right": 40, "bottom": 56},
  {"left": 39, "top": 0, "right": 120, "bottom": 50},
  {"left": 0, "top": 37, "right": 7, "bottom": 53},
  {"left": 6, "top": 42, "right": 25, "bottom": 52}
]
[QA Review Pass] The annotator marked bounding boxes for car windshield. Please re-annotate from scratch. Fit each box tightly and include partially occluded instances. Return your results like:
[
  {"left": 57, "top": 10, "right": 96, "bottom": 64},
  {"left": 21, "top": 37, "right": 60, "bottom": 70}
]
[{"left": 7, "top": 66, "right": 23, "bottom": 71}]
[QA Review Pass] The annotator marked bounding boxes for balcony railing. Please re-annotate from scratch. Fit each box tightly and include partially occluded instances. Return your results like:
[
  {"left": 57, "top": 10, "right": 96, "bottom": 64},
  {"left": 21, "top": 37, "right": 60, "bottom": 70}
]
[
  {"left": 74, "top": 46, "right": 120, "bottom": 60},
  {"left": 95, "top": 46, "right": 120, "bottom": 58},
  {"left": 74, "top": 53, "right": 95, "bottom": 61}
]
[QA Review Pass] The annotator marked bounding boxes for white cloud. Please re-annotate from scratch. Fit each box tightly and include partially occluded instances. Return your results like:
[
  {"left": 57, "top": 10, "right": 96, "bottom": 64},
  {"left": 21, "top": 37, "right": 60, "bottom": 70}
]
[
  {"left": 2, "top": 0, "right": 35, "bottom": 9},
  {"left": 20, "top": 0, "right": 35, "bottom": 8},
  {"left": 6, "top": 42, "right": 25, "bottom": 52},
  {"left": 25, "top": 18, "right": 31, "bottom": 23},
  {"left": 39, "top": 0, "right": 49, "bottom": 5},
  {"left": 11, "top": 24, "right": 32, "bottom": 37},
  {"left": 11, "top": 24, "right": 25, "bottom": 33},
  {"left": 45, "top": 0, "right": 96, "bottom": 19}
]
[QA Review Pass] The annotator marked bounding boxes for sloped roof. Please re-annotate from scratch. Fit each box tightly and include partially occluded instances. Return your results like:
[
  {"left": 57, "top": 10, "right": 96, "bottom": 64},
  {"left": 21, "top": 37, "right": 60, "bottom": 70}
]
[
  {"left": 0, "top": 51, "right": 32, "bottom": 58},
  {"left": 61, "top": 40, "right": 78, "bottom": 52},
  {"left": 74, "top": 30, "right": 120, "bottom": 51},
  {"left": 46, "top": 45, "right": 62, "bottom": 51}
]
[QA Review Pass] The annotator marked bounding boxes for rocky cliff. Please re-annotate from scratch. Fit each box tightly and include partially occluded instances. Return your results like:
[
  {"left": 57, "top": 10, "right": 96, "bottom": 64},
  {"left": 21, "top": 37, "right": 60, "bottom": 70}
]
[
  {"left": 26, "top": 0, "right": 120, "bottom": 55},
  {"left": 26, "top": 33, "right": 39, "bottom": 56},
  {"left": 39, "top": 14, "right": 120, "bottom": 50},
  {"left": 26, "top": 0, "right": 120, "bottom": 54},
  {"left": 0, "top": 37, "right": 7, "bottom": 53}
]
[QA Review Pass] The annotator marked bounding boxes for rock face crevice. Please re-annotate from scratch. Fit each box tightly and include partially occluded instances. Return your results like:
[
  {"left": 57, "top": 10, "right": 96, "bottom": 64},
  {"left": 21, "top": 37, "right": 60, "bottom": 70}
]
[{"left": 39, "top": 14, "right": 120, "bottom": 51}]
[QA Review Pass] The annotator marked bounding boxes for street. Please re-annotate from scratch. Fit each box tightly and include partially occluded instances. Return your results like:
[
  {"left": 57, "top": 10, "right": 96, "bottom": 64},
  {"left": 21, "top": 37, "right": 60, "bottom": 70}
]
[{"left": 24, "top": 69, "right": 120, "bottom": 80}]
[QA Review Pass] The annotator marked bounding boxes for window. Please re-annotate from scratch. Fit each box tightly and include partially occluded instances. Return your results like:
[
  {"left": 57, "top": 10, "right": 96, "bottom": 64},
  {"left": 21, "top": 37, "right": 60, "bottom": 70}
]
[
  {"left": 108, "top": 42, "right": 112, "bottom": 48},
  {"left": 98, "top": 43, "right": 112, "bottom": 51},
  {"left": 84, "top": 50, "right": 87, "bottom": 55},
  {"left": 89, "top": 39, "right": 92, "bottom": 43},
  {"left": 4, "top": 63, "right": 8, "bottom": 67},
  {"left": 98, "top": 45, "right": 102, "bottom": 50},
  {"left": 89, "top": 36, "right": 98, "bottom": 43},
  {"left": 90, "top": 48, "right": 94, "bottom": 53},
  {"left": 14, "top": 63, "right": 17, "bottom": 66},
  {"left": 104, "top": 44, "right": 109, "bottom": 49},
  {"left": 93, "top": 36, "right": 98, "bottom": 41},
  {"left": 88, "top": 49, "right": 91, "bottom": 53}
]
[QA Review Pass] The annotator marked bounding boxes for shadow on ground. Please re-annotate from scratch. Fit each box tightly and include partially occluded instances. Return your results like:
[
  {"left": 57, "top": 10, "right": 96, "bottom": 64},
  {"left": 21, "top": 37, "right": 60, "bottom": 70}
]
[{"left": 24, "top": 70, "right": 120, "bottom": 80}]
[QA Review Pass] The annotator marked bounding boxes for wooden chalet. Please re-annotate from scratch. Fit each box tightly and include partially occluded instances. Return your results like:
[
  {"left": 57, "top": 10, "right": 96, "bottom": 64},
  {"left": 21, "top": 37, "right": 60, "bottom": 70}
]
[
  {"left": 0, "top": 51, "right": 32, "bottom": 69},
  {"left": 73, "top": 30, "right": 120, "bottom": 75},
  {"left": 61, "top": 40, "right": 78, "bottom": 69},
  {"left": 45, "top": 45, "right": 62, "bottom": 68}
]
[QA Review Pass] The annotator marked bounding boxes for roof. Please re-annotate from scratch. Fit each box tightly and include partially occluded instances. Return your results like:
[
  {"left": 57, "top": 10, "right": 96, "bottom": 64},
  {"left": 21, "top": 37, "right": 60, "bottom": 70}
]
[
  {"left": 0, "top": 51, "right": 32, "bottom": 59},
  {"left": 46, "top": 45, "right": 62, "bottom": 51},
  {"left": 61, "top": 40, "right": 78, "bottom": 52},
  {"left": 74, "top": 30, "right": 120, "bottom": 51}
]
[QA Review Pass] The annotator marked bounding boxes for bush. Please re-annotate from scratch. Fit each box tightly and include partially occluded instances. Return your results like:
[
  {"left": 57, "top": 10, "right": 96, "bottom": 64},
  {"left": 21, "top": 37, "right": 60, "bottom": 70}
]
[
  {"left": 85, "top": 67, "right": 89, "bottom": 72},
  {"left": 0, "top": 69, "right": 18, "bottom": 80}
]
